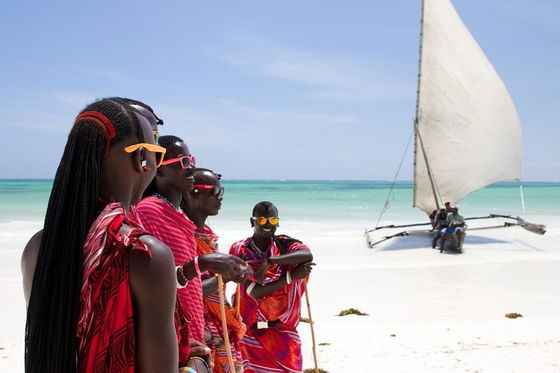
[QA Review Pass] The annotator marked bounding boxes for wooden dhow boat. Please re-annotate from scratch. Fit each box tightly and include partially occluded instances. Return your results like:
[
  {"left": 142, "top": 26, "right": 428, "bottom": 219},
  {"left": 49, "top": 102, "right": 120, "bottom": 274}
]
[{"left": 366, "top": 0, "right": 546, "bottom": 251}]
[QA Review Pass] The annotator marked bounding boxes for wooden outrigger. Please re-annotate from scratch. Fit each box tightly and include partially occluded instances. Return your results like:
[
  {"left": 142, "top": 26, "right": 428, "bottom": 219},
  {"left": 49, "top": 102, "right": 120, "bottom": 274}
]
[{"left": 366, "top": 214, "right": 546, "bottom": 250}]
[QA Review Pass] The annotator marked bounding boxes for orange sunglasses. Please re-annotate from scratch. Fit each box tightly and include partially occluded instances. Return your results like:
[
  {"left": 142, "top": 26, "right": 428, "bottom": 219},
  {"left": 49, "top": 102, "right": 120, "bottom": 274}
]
[
  {"left": 252, "top": 217, "right": 280, "bottom": 226},
  {"left": 124, "top": 143, "right": 167, "bottom": 168}
]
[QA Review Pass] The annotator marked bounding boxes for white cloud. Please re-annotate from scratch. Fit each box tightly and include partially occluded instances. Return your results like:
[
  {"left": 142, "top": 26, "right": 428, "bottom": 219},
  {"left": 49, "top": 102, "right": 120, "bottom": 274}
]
[
  {"left": 220, "top": 100, "right": 357, "bottom": 126},
  {"left": 212, "top": 34, "right": 410, "bottom": 102}
]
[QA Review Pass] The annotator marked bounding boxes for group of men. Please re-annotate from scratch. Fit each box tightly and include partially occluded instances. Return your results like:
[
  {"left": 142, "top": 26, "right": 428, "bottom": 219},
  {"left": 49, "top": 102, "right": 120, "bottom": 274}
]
[
  {"left": 21, "top": 98, "right": 314, "bottom": 373},
  {"left": 134, "top": 128, "right": 315, "bottom": 373},
  {"left": 429, "top": 202, "right": 466, "bottom": 252}
]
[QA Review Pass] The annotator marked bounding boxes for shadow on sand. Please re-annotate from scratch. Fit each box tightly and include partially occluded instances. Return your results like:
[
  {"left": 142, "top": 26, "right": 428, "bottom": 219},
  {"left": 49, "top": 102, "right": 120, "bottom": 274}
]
[{"left": 375, "top": 230, "right": 510, "bottom": 252}]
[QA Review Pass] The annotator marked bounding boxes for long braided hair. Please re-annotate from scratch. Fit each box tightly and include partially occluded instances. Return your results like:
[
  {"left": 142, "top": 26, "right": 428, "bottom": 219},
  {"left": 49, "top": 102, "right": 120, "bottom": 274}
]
[{"left": 24, "top": 97, "right": 146, "bottom": 373}]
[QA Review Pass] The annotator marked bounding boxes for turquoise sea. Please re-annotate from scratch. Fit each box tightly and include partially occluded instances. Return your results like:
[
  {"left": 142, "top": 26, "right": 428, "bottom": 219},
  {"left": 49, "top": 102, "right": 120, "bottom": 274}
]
[{"left": 1, "top": 179, "right": 558, "bottom": 227}]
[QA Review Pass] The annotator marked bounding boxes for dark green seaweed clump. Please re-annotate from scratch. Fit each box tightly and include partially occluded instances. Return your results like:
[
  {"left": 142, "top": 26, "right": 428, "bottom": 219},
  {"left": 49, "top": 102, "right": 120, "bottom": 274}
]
[
  {"left": 337, "top": 308, "right": 369, "bottom": 316},
  {"left": 505, "top": 312, "right": 523, "bottom": 319}
]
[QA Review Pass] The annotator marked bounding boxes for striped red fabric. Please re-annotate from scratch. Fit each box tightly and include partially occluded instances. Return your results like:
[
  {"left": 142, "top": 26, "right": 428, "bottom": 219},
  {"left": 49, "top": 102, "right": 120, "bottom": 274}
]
[{"left": 135, "top": 197, "right": 205, "bottom": 343}]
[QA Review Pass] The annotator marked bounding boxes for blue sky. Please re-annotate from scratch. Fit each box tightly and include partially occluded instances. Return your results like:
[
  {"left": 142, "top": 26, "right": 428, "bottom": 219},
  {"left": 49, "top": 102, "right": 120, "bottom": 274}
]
[{"left": 1, "top": 0, "right": 558, "bottom": 180}]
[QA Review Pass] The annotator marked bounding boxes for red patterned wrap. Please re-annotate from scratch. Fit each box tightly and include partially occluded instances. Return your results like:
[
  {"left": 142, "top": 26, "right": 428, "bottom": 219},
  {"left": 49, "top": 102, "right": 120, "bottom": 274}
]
[
  {"left": 78, "top": 202, "right": 190, "bottom": 372},
  {"left": 229, "top": 235, "right": 310, "bottom": 373}
]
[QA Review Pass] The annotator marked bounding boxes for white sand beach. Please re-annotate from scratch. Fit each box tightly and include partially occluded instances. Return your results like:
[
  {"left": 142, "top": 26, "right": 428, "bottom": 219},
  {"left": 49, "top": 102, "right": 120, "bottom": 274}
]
[{"left": 1, "top": 217, "right": 559, "bottom": 372}]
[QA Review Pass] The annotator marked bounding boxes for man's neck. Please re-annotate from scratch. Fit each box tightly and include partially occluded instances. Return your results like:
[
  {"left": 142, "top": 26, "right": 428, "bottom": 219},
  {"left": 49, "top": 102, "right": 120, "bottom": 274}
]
[
  {"left": 253, "top": 235, "right": 271, "bottom": 251},
  {"left": 156, "top": 184, "right": 182, "bottom": 209},
  {"left": 188, "top": 210, "right": 207, "bottom": 230},
  {"left": 99, "top": 187, "right": 131, "bottom": 211}
]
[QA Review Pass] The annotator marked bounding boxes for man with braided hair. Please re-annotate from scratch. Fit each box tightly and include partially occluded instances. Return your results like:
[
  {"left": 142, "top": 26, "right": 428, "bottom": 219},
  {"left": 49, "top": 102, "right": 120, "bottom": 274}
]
[
  {"left": 22, "top": 98, "right": 181, "bottom": 372},
  {"left": 229, "top": 201, "right": 315, "bottom": 373}
]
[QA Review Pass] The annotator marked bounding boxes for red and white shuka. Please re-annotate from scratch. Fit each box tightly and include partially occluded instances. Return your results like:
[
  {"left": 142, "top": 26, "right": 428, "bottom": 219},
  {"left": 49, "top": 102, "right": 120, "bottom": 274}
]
[
  {"left": 135, "top": 196, "right": 205, "bottom": 343},
  {"left": 229, "top": 235, "right": 310, "bottom": 373}
]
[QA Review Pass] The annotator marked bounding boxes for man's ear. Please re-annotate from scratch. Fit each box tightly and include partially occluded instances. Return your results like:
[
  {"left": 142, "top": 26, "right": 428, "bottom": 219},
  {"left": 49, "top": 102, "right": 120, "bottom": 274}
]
[
  {"left": 133, "top": 148, "right": 144, "bottom": 172},
  {"left": 250, "top": 217, "right": 255, "bottom": 227}
]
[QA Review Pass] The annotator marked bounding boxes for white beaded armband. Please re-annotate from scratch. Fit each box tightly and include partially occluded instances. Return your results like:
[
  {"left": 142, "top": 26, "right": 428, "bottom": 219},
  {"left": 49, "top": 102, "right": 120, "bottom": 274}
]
[{"left": 176, "top": 266, "right": 188, "bottom": 289}]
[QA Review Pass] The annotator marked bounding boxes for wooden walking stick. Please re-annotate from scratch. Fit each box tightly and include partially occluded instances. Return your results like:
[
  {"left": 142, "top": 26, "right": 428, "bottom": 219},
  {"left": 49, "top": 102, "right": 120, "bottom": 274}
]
[
  {"left": 217, "top": 274, "right": 236, "bottom": 370},
  {"left": 304, "top": 285, "right": 319, "bottom": 373}
]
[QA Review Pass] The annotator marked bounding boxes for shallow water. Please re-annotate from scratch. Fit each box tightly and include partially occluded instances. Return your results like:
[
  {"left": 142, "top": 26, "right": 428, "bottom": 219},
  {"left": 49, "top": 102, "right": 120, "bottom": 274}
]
[{"left": 1, "top": 179, "right": 558, "bottom": 251}]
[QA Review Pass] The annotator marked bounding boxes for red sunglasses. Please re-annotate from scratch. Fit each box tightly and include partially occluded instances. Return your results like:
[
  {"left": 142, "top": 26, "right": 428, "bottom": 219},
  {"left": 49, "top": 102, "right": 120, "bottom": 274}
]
[
  {"left": 194, "top": 184, "right": 224, "bottom": 197},
  {"left": 161, "top": 155, "right": 196, "bottom": 169}
]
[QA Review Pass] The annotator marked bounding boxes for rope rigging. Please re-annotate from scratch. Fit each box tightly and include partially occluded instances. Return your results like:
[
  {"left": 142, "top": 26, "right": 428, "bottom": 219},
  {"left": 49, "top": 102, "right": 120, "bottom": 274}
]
[{"left": 375, "top": 129, "right": 415, "bottom": 228}]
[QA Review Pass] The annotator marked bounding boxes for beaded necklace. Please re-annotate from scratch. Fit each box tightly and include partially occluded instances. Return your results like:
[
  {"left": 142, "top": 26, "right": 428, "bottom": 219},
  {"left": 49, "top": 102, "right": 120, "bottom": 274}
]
[
  {"left": 250, "top": 239, "right": 270, "bottom": 260},
  {"left": 153, "top": 193, "right": 183, "bottom": 213}
]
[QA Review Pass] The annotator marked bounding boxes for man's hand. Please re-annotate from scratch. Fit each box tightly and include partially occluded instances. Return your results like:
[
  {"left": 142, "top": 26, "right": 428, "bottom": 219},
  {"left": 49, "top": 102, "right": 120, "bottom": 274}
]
[
  {"left": 188, "top": 339, "right": 214, "bottom": 369},
  {"left": 254, "top": 259, "right": 270, "bottom": 285},
  {"left": 199, "top": 253, "right": 249, "bottom": 281},
  {"left": 291, "top": 262, "right": 315, "bottom": 280}
]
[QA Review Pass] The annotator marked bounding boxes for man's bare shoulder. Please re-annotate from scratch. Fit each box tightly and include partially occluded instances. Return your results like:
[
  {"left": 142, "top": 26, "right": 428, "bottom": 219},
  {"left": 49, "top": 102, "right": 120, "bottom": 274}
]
[
  {"left": 130, "top": 234, "right": 175, "bottom": 280},
  {"left": 22, "top": 229, "right": 43, "bottom": 304}
]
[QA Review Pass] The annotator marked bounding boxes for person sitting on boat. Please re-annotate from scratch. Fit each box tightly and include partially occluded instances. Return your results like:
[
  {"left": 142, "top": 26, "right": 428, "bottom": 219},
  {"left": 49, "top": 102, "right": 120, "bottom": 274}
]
[
  {"left": 429, "top": 210, "right": 438, "bottom": 229},
  {"left": 431, "top": 208, "right": 449, "bottom": 248},
  {"left": 438, "top": 206, "right": 466, "bottom": 253}
]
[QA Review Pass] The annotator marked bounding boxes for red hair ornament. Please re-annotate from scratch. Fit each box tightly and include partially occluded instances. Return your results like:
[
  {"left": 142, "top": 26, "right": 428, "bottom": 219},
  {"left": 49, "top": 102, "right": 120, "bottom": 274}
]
[{"left": 75, "top": 111, "right": 117, "bottom": 154}]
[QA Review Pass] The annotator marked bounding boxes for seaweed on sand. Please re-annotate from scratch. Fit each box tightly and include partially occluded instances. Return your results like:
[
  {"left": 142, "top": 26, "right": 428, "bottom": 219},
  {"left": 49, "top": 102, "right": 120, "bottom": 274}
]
[
  {"left": 505, "top": 312, "right": 523, "bottom": 319},
  {"left": 337, "top": 308, "right": 369, "bottom": 316}
]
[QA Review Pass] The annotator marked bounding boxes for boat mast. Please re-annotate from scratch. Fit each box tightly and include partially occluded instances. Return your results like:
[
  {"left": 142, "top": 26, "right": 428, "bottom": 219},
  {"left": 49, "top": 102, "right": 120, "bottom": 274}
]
[{"left": 413, "top": 0, "right": 441, "bottom": 211}]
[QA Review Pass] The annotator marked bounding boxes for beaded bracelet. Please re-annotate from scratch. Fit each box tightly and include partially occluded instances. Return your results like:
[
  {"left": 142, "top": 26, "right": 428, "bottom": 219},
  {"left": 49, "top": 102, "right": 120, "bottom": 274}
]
[
  {"left": 194, "top": 256, "right": 203, "bottom": 276},
  {"left": 176, "top": 265, "right": 188, "bottom": 289}
]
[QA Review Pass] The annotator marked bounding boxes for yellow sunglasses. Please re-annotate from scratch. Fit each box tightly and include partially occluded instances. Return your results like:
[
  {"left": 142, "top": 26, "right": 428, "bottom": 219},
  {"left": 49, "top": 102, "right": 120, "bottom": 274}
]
[
  {"left": 252, "top": 216, "right": 280, "bottom": 226},
  {"left": 124, "top": 143, "right": 167, "bottom": 168}
]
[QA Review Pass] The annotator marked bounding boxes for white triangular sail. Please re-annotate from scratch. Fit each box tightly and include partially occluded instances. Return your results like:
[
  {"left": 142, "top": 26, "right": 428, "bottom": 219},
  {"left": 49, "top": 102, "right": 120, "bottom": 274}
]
[{"left": 413, "top": 0, "right": 522, "bottom": 214}]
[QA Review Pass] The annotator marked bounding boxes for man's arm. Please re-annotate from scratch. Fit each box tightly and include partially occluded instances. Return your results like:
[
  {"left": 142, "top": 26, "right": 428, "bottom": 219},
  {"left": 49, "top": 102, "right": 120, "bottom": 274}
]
[
  {"left": 268, "top": 250, "right": 313, "bottom": 265},
  {"left": 130, "top": 235, "right": 178, "bottom": 373},
  {"left": 182, "top": 253, "right": 248, "bottom": 282},
  {"left": 250, "top": 262, "right": 314, "bottom": 298},
  {"left": 255, "top": 249, "right": 313, "bottom": 285}
]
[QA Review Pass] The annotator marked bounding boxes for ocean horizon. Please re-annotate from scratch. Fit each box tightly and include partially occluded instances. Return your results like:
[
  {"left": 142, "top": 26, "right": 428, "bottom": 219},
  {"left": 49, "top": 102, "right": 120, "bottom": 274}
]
[{"left": 1, "top": 179, "right": 558, "bottom": 228}]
